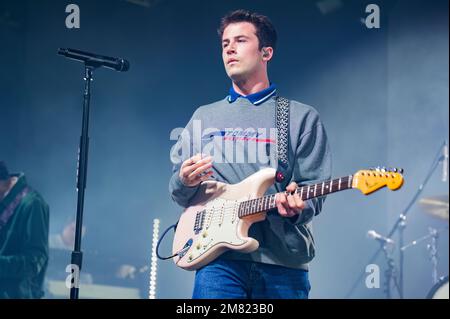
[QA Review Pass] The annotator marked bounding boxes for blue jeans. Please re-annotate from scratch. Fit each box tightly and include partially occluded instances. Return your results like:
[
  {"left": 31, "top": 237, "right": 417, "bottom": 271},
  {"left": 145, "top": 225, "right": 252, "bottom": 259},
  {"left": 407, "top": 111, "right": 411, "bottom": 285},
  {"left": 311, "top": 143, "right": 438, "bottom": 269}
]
[{"left": 192, "top": 258, "right": 311, "bottom": 299}]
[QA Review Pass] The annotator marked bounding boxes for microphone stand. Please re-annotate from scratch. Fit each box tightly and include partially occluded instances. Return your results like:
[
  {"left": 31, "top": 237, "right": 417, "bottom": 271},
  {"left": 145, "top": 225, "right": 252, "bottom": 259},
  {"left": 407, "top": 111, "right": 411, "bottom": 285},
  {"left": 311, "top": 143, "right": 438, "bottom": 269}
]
[
  {"left": 70, "top": 63, "right": 98, "bottom": 299},
  {"left": 59, "top": 48, "right": 129, "bottom": 298},
  {"left": 427, "top": 227, "right": 439, "bottom": 285},
  {"left": 381, "top": 242, "right": 397, "bottom": 299},
  {"left": 345, "top": 141, "right": 446, "bottom": 299}
]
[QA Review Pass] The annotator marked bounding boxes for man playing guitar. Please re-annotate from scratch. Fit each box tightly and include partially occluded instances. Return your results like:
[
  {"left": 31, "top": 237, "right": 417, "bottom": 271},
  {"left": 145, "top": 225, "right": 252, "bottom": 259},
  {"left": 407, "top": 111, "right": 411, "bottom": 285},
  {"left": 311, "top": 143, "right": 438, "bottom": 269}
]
[{"left": 169, "top": 9, "right": 332, "bottom": 299}]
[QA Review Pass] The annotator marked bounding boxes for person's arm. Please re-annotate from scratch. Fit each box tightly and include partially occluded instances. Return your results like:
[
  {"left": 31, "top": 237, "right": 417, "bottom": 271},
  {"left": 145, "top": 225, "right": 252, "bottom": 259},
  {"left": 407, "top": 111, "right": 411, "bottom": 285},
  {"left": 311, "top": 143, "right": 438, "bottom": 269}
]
[
  {"left": 0, "top": 197, "right": 49, "bottom": 279},
  {"left": 288, "top": 114, "right": 332, "bottom": 225},
  {"left": 169, "top": 110, "right": 202, "bottom": 208}
]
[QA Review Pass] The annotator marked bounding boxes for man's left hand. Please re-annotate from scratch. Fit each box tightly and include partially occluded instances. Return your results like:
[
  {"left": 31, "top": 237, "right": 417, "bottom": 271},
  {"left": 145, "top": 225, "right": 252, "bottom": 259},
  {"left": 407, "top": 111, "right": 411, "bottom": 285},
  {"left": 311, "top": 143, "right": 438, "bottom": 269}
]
[{"left": 275, "top": 182, "right": 306, "bottom": 217}]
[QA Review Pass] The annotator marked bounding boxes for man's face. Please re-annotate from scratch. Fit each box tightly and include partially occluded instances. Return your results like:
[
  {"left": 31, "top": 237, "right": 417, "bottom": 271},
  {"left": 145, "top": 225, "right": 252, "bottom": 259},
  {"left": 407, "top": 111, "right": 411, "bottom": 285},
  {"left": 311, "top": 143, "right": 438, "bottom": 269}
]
[{"left": 222, "top": 22, "right": 265, "bottom": 81}]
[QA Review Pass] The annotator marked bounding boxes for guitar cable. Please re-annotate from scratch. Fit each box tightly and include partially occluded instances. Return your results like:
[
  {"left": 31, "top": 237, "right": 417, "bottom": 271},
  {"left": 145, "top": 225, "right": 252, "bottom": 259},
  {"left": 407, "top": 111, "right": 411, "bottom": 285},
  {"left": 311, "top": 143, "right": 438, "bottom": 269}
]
[{"left": 156, "top": 221, "right": 179, "bottom": 260}]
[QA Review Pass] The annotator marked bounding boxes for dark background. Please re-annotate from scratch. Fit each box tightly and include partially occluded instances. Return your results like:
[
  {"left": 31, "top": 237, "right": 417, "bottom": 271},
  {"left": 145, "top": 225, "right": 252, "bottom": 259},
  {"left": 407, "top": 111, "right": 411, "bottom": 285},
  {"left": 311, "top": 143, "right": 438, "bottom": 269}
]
[{"left": 0, "top": 0, "right": 448, "bottom": 298}]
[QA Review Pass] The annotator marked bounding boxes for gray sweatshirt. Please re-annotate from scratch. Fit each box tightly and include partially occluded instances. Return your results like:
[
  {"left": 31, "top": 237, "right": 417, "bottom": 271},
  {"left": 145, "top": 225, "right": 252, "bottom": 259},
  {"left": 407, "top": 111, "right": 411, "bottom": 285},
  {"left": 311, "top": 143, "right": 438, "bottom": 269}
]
[{"left": 169, "top": 94, "right": 332, "bottom": 270}]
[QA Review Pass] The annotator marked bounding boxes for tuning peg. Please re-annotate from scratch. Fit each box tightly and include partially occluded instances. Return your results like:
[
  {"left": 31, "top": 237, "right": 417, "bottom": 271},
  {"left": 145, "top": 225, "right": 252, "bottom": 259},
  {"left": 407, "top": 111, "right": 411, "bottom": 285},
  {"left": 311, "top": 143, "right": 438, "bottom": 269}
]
[
  {"left": 392, "top": 168, "right": 398, "bottom": 172},
  {"left": 399, "top": 168, "right": 404, "bottom": 174},
  {"left": 381, "top": 167, "right": 386, "bottom": 172}
]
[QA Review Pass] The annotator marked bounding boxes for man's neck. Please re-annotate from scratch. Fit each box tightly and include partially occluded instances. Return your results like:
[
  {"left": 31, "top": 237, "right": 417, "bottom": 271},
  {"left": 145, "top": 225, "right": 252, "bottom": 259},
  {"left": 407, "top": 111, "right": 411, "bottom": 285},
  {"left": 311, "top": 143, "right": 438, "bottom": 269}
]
[{"left": 232, "top": 76, "right": 270, "bottom": 96}]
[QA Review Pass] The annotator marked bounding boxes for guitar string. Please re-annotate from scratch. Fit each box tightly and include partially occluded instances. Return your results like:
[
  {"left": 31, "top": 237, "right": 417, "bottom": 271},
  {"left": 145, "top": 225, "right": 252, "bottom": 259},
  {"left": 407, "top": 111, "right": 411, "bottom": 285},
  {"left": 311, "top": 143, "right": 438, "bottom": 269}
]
[{"left": 205, "top": 178, "right": 353, "bottom": 222}]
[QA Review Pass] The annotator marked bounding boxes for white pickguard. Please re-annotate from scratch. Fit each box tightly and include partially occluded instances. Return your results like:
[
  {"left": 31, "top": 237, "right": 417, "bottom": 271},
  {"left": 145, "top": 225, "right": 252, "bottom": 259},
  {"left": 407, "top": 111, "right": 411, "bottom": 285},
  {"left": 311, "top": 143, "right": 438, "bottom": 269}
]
[{"left": 186, "top": 198, "right": 247, "bottom": 262}]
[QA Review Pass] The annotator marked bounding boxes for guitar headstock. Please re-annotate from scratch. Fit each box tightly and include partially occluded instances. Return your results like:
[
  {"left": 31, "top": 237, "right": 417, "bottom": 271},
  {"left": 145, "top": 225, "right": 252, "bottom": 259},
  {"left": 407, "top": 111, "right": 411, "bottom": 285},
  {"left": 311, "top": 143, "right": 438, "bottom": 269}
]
[{"left": 353, "top": 167, "right": 404, "bottom": 195}]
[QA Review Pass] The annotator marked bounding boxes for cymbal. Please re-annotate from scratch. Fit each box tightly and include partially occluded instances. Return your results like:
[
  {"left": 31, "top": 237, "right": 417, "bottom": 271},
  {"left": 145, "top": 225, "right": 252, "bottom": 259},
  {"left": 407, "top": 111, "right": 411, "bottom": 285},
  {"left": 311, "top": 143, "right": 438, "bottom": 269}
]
[{"left": 419, "top": 195, "right": 449, "bottom": 221}]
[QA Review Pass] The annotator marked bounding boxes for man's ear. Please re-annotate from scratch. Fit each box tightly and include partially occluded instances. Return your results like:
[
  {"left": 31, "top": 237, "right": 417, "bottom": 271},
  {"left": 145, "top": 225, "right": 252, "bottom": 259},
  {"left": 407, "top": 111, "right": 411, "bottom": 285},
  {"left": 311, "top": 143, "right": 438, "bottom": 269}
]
[{"left": 261, "top": 47, "right": 273, "bottom": 60}]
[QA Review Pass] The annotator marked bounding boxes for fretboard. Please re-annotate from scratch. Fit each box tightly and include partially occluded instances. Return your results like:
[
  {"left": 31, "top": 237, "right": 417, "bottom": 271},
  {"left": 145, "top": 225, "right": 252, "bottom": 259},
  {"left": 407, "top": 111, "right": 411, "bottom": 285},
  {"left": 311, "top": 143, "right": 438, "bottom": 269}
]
[{"left": 238, "top": 175, "right": 353, "bottom": 218}]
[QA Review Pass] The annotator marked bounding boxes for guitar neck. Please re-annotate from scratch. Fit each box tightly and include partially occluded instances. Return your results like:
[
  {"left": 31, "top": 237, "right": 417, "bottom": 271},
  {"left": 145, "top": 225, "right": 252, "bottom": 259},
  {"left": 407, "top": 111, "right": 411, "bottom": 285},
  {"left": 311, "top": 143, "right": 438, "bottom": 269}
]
[{"left": 238, "top": 175, "right": 353, "bottom": 218}]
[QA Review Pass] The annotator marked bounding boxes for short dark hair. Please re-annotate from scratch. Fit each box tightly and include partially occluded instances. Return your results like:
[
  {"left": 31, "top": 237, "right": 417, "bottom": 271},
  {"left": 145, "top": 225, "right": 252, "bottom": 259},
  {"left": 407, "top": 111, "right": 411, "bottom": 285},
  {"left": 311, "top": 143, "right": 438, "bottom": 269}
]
[
  {"left": 218, "top": 9, "right": 277, "bottom": 51},
  {"left": 0, "top": 161, "right": 9, "bottom": 181}
]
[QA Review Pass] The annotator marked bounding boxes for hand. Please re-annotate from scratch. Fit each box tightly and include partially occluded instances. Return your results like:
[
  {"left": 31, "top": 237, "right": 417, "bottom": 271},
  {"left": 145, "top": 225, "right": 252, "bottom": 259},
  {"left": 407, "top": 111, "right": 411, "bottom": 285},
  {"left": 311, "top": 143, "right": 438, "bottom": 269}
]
[
  {"left": 275, "top": 182, "right": 306, "bottom": 217},
  {"left": 179, "top": 153, "right": 214, "bottom": 187}
]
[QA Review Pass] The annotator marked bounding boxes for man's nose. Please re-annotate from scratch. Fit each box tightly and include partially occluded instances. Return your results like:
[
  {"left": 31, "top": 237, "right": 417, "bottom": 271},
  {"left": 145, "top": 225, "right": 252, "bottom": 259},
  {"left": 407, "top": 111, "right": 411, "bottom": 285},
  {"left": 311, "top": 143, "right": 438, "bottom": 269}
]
[{"left": 226, "top": 43, "right": 236, "bottom": 55}]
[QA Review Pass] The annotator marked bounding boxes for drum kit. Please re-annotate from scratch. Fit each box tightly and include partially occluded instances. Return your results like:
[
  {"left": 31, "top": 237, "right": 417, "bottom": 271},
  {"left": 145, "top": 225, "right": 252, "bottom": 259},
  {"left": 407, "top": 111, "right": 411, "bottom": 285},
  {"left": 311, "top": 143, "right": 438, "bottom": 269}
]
[{"left": 404, "top": 194, "right": 449, "bottom": 299}]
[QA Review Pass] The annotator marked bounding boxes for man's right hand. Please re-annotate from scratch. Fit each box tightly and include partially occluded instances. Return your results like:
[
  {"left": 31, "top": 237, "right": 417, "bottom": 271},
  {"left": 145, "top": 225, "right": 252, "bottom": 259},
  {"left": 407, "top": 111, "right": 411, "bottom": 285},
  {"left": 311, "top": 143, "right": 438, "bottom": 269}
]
[{"left": 179, "top": 154, "right": 213, "bottom": 187}]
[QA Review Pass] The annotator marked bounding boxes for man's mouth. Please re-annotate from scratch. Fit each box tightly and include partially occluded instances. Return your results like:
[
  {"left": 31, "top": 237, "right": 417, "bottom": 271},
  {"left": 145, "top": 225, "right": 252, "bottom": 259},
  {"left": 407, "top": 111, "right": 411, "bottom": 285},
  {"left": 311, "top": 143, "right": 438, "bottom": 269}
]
[{"left": 227, "top": 59, "right": 239, "bottom": 65}]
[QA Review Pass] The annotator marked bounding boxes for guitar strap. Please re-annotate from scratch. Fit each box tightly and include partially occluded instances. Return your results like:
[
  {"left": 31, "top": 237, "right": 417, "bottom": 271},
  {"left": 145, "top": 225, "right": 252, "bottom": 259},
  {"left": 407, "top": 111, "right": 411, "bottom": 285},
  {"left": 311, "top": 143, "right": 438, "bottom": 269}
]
[
  {"left": 275, "top": 96, "right": 293, "bottom": 190},
  {"left": 0, "top": 186, "right": 30, "bottom": 231}
]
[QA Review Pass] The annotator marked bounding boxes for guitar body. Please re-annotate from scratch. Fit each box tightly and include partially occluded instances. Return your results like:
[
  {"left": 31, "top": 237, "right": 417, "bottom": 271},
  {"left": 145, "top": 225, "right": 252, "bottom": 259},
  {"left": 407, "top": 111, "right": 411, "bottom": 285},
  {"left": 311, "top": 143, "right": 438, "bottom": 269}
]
[{"left": 172, "top": 168, "right": 276, "bottom": 271}]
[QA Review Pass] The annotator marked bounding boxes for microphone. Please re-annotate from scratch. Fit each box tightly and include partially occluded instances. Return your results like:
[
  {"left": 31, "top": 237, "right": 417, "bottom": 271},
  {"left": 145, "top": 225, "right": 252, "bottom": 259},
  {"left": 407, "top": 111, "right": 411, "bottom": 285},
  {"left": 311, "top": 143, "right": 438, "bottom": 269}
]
[
  {"left": 367, "top": 230, "right": 395, "bottom": 245},
  {"left": 442, "top": 141, "right": 448, "bottom": 182},
  {"left": 58, "top": 48, "right": 130, "bottom": 72}
]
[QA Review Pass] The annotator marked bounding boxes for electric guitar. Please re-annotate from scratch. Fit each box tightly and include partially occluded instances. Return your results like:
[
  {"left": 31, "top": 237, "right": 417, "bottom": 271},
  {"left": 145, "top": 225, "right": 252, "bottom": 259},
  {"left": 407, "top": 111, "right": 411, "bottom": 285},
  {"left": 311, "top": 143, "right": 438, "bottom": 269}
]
[{"left": 172, "top": 167, "right": 404, "bottom": 270}]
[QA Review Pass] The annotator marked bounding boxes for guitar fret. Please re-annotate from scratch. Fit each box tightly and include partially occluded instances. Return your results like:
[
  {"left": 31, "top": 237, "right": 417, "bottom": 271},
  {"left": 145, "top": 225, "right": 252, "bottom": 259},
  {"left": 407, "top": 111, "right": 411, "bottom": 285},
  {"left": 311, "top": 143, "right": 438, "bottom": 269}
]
[
  {"left": 321, "top": 182, "right": 325, "bottom": 195},
  {"left": 338, "top": 178, "right": 342, "bottom": 190},
  {"left": 314, "top": 184, "right": 317, "bottom": 197},
  {"left": 348, "top": 176, "right": 352, "bottom": 188},
  {"left": 329, "top": 180, "right": 333, "bottom": 193}
]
